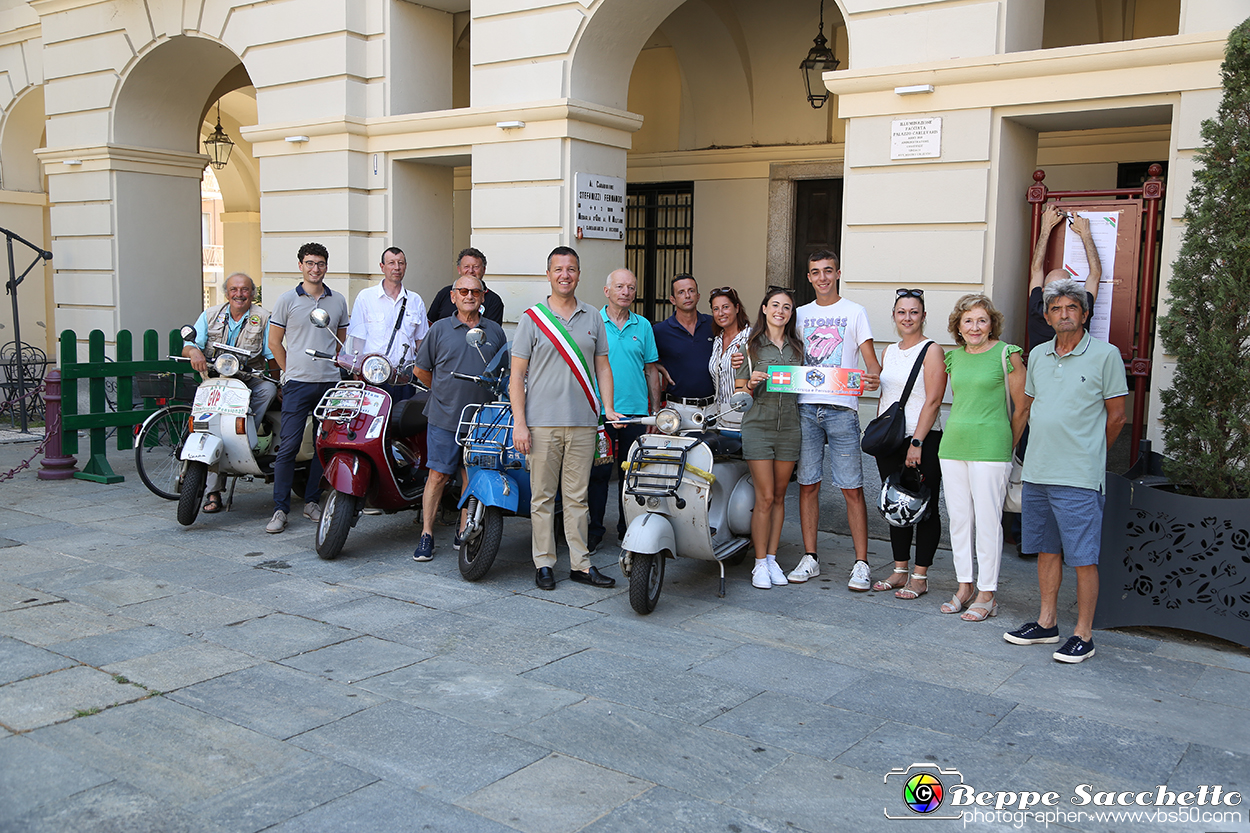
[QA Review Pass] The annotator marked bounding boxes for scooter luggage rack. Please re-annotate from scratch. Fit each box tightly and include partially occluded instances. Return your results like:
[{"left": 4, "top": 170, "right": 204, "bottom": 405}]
[
  {"left": 314, "top": 381, "right": 367, "bottom": 424},
  {"left": 623, "top": 443, "right": 691, "bottom": 499},
  {"left": 457, "top": 402, "right": 522, "bottom": 470}
]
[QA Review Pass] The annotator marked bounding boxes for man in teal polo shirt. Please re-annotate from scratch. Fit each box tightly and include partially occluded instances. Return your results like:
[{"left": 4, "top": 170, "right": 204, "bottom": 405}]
[
  {"left": 1005, "top": 278, "right": 1127, "bottom": 663},
  {"left": 588, "top": 268, "right": 660, "bottom": 551}
]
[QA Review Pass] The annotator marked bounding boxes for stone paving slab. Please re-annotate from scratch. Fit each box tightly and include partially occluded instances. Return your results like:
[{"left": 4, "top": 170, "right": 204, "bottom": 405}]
[
  {"left": 227, "top": 575, "right": 370, "bottom": 615},
  {"left": 584, "top": 785, "right": 786, "bottom": 833},
  {"left": 828, "top": 670, "right": 1018, "bottom": 738},
  {"left": 311, "top": 594, "right": 439, "bottom": 633},
  {"left": 291, "top": 699, "right": 549, "bottom": 803},
  {"left": 508, "top": 698, "right": 790, "bottom": 803},
  {"left": 836, "top": 719, "right": 1032, "bottom": 786},
  {"left": 0, "top": 664, "right": 149, "bottom": 730},
  {"left": 727, "top": 753, "right": 900, "bottom": 833},
  {"left": 691, "top": 642, "right": 865, "bottom": 703},
  {"left": 119, "top": 591, "right": 274, "bottom": 634},
  {"left": 0, "top": 635, "right": 75, "bottom": 683},
  {"left": 280, "top": 635, "right": 432, "bottom": 683},
  {"left": 523, "top": 648, "right": 759, "bottom": 725},
  {"left": 457, "top": 753, "right": 653, "bottom": 833},
  {"left": 47, "top": 624, "right": 197, "bottom": 667},
  {"left": 169, "top": 662, "right": 385, "bottom": 740},
  {"left": 357, "top": 656, "right": 585, "bottom": 733},
  {"left": 0, "top": 580, "right": 59, "bottom": 613},
  {"left": 706, "top": 690, "right": 883, "bottom": 760},
  {"left": 201, "top": 611, "right": 356, "bottom": 660},
  {"left": 102, "top": 641, "right": 261, "bottom": 693},
  {"left": 266, "top": 779, "right": 518, "bottom": 833},
  {"left": 31, "top": 697, "right": 316, "bottom": 803},
  {"left": 0, "top": 600, "right": 139, "bottom": 646},
  {"left": 549, "top": 613, "right": 740, "bottom": 671},
  {"left": 6, "top": 780, "right": 229, "bottom": 833},
  {"left": 0, "top": 734, "right": 113, "bottom": 827}
]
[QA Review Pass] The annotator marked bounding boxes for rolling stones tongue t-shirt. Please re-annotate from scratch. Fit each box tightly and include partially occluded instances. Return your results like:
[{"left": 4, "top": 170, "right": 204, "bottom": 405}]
[{"left": 794, "top": 297, "right": 873, "bottom": 409}]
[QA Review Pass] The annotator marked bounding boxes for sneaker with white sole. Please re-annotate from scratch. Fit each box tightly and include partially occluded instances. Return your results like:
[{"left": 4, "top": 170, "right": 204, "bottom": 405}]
[
  {"left": 766, "top": 559, "right": 788, "bottom": 586},
  {"left": 787, "top": 554, "right": 820, "bottom": 583},
  {"left": 1003, "top": 621, "right": 1061, "bottom": 645},
  {"left": 265, "top": 509, "right": 287, "bottom": 534},
  {"left": 303, "top": 502, "right": 322, "bottom": 522},
  {"left": 848, "top": 560, "right": 871, "bottom": 591},
  {"left": 1052, "top": 635, "right": 1096, "bottom": 663},
  {"left": 751, "top": 560, "right": 772, "bottom": 589}
]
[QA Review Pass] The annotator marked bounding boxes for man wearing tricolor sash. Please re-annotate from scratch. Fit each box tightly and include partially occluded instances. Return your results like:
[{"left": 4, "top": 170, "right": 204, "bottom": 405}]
[{"left": 510, "top": 247, "right": 623, "bottom": 591}]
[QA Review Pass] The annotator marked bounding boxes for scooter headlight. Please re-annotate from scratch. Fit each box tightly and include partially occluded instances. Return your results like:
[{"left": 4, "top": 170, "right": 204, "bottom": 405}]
[
  {"left": 213, "top": 353, "right": 240, "bottom": 377},
  {"left": 361, "top": 354, "right": 393, "bottom": 385},
  {"left": 654, "top": 408, "right": 682, "bottom": 435}
]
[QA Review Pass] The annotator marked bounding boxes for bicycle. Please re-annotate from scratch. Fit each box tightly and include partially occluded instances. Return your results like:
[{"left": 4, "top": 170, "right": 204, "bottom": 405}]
[{"left": 133, "top": 372, "right": 196, "bottom": 500}]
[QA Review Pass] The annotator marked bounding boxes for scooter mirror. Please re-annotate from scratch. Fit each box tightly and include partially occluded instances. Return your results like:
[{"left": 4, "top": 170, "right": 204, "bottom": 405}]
[
  {"left": 466, "top": 328, "right": 485, "bottom": 347},
  {"left": 729, "top": 391, "right": 753, "bottom": 413},
  {"left": 179, "top": 325, "right": 197, "bottom": 342},
  {"left": 309, "top": 308, "right": 331, "bottom": 329}
]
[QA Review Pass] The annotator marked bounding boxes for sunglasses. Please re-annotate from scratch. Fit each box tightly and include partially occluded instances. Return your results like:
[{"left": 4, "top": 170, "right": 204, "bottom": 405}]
[
  {"left": 896, "top": 288, "right": 925, "bottom": 298},
  {"left": 453, "top": 287, "right": 483, "bottom": 297},
  {"left": 709, "top": 286, "right": 739, "bottom": 299}
]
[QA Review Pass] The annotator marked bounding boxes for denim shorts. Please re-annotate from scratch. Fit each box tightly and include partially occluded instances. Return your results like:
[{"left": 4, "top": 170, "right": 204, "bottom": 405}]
[
  {"left": 1021, "top": 481, "right": 1105, "bottom": 567},
  {"left": 796, "top": 403, "right": 863, "bottom": 488},
  {"left": 426, "top": 423, "right": 462, "bottom": 475}
]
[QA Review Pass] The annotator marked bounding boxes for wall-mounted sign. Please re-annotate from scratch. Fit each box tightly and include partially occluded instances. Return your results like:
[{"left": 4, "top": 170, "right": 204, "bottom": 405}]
[
  {"left": 575, "top": 173, "right": 626, "bottom": 241},
  {"left": 890, "top": 117, "right": 942, "bottom": 160}
]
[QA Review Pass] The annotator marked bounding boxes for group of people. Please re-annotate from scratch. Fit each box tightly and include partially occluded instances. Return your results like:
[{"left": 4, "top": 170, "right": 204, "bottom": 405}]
[{"left": 187, "top": 202, "right": 1126, "bottom": 662}]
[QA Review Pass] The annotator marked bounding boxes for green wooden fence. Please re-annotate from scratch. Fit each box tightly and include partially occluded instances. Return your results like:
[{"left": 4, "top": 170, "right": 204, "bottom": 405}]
[{"left": 59, "top": 329, "right": 193, "bottom": 484}]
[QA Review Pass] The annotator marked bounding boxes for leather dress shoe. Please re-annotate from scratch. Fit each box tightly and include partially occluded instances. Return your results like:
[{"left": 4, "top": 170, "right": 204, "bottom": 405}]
[
  {"left": 535, "top": 567, "right": 556, "bottom": 590},
  {"left": 569, "top": 566, "right": 616, "bottom": 588}
]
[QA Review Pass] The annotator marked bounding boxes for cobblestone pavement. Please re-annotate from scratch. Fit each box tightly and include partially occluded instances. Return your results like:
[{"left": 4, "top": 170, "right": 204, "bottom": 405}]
[{"left": 1, "top": 439, "right": 1247, "bottom": 832}]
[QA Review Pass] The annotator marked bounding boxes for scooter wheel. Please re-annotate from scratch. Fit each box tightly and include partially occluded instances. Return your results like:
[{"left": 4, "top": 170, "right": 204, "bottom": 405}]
[
  {"left": 177, "top": 461, "right": 208, "bottom": 526},
  {"left": 459, "top": 504, "right": 503, "bottom": 581},
  {"left": 627, "top": 551, "right": 664, "bottom": 614}
]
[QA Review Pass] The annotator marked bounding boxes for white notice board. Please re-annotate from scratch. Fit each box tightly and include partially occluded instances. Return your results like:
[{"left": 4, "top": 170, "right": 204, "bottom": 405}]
[
  {"left": 890, "top": 117, "right": 942, "bottom": 160},
  {"left": 575, "top": 173, "right": 626, "bottom": 241}
]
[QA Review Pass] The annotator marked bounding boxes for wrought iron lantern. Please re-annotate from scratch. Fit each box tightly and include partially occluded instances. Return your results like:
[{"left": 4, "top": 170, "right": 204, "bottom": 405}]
[
  {"left": 203, "top": 100, "right": 234, "bottom": 170},
  {"left": 800, "top": 0, "right": 840, "bottom": 109}
]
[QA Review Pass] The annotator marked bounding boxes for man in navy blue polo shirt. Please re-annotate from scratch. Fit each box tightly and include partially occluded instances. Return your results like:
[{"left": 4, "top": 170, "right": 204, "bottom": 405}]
[{"left": 653, "top": 274, "right": 716, "bottom": 407}]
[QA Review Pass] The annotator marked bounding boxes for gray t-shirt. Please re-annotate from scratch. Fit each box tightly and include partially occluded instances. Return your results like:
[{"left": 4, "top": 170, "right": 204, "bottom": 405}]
[
  {"left": 414, "top": 315, "right": 507, "bottom": 432},
  {"left": 512, "top": 299, "right": 608, "bottom": 428},
  {"left": 269, "top": 284, "right": 351, "bottom": 383}
]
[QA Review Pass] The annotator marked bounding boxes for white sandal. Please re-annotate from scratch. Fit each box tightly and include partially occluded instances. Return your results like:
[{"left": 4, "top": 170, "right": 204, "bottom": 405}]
[{"left": 872, "top": 567, "right": 908, "bottom": 592}]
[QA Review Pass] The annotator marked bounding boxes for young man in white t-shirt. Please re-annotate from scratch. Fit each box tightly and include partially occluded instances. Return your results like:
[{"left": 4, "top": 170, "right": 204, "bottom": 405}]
[{"left": 789, "top": 251, "right": 882, "bottom": 590}]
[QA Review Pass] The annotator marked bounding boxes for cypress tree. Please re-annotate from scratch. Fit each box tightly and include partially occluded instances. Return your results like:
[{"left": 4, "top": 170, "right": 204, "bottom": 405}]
[{"left": 1158, "top": 15, "right": 1250, "bottom": 500}]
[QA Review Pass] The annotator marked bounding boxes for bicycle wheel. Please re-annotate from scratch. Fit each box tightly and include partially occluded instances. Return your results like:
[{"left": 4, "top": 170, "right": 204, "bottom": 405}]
[{"left": 135, "top": 404, "right": 192, "bottom": 500}]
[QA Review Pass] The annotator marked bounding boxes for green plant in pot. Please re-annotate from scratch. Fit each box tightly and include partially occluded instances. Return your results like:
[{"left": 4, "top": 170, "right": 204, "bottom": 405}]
[{"left": 1097, "top": 17, "right": 1250, "bottom": 646}]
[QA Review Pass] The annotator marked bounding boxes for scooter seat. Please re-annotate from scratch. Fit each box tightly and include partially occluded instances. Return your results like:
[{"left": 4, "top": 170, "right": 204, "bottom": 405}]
[{"left": 388, "top": 393, "right": 429, "bottom": 439}]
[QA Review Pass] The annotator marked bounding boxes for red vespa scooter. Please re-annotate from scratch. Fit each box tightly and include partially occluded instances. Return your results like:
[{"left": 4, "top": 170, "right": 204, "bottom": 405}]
[{"left": 304, "top": 309, "right": 450, "bottom": 560}]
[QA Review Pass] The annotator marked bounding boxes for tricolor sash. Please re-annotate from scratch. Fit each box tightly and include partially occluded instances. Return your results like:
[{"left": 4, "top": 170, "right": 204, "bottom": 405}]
[{"left": 524, "top": 303, "right": 613, "bottom": 463}]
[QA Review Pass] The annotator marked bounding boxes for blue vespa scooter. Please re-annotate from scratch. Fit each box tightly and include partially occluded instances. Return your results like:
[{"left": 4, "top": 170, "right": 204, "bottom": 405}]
[{"left": 451, "top": 328, "right": 534, "bottom": 581}]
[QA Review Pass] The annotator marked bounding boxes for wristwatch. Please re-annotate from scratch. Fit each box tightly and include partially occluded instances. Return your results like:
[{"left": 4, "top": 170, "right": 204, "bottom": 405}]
[{"left": 910, "top": 438, "right": 923, "bottom": 448}]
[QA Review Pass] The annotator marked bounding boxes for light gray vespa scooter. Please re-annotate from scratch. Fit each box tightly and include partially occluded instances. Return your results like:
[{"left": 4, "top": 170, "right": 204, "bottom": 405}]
[{"left": 617, "top": 392, "right": 755, "bottom": 614}]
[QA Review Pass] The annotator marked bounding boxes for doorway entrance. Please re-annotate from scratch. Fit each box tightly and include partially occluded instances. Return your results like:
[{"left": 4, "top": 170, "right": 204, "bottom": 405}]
[{"left": 791, "top": 178, "right": 843, "bottom": 307}]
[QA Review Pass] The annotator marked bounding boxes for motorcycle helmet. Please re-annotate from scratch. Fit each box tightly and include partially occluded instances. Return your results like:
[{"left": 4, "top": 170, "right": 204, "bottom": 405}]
[{"left": 878, "top": 467, "right": 931, "bottom": 528}]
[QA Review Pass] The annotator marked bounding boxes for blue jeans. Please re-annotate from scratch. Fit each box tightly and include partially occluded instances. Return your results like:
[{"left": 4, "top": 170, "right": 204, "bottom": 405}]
[
  {"left": 796, "top": 403, "right": 863, "bottom": 489},
  {"left": 588, "top": 420, "right": 646, "bottom": 541},
  {"left": 272, "top": 380, "right": 333, "bottom": 513}
]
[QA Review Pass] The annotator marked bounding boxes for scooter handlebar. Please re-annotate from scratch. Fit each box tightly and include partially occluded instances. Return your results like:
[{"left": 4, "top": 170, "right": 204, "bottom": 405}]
[{"left": 305, "top": 348, "right": 335, "bottom": 360}]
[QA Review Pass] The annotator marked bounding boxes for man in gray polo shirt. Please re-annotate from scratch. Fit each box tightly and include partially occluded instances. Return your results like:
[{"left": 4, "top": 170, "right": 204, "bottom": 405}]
[
  {"left": 411, "top": 273, "right": 506, "bottom": 562},
  {"left": 1005, "top": 278, "right": 1127, "bottom": 663},
  {"left": 266, "top": 242, "right": 350, "bottom": 534},
  {"left": 511, "top": 246, "right": 621, "bottom": 591}
]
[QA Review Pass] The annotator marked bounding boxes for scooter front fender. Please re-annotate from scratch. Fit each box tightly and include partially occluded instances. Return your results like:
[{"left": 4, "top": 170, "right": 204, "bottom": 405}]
[
  {"left": 180, "top": 432, "right": 223, "bottom": 467},
  {"left": 622, "top": 512, "right": 676, "bottom": 557},
  {"left": 459, "top": 469, "right": 520, "bottom": 514},
  {"left": 322, "top": 452, "right": 374, "bottom": 497}
]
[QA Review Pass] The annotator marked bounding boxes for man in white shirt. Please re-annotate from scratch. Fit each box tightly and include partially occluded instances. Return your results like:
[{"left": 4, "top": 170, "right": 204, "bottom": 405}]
[
  {"left": 790, "top": 250, "right": 881, "bottom": 590},
  {"left": 345, "top": 247, "right": 429, "bottom": 400}
]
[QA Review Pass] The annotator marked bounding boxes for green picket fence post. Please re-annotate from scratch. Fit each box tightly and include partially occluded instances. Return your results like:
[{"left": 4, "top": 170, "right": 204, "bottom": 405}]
[
  {"left": 77, "top": 329, "right": 123, "bottom": 483},
  {"left": 60, "top": 330, "right": 79, "bottom": 457}
]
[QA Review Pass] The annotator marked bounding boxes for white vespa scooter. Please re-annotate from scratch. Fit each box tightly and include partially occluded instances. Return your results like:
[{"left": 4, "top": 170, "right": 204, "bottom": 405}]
[
  {"left": 176, "top": 326, "right": 315, "bottom": 526},
  {"left": 618, "top": 392, "right": 755, "bottom": 614}
]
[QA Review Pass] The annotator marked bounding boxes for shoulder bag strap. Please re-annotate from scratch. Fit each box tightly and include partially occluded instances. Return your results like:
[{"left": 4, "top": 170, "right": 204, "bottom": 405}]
[
  {"left": 384, "top": 294, "right": 407, "bottom": 357},
  {"left": 897, "top": 341, "right": 931, "bottom": 406}
]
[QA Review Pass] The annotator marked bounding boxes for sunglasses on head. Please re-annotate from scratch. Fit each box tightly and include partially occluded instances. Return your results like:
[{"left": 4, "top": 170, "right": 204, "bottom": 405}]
[{"left": 896, "top": 288, "right": 924, "bottom": 299}]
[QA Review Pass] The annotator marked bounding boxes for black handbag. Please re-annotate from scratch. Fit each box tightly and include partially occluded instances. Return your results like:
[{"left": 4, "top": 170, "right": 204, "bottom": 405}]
[{"left": 860, "top": 342, "right": 931, "bottom": 457}]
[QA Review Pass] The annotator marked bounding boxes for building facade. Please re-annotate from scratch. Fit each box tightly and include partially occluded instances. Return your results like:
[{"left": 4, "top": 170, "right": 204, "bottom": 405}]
[{"left": 0, "top": 0, "right": 1244, "bottom": 446}]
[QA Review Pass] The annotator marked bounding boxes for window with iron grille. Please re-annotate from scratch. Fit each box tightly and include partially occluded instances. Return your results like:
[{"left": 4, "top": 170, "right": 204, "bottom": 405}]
[{"left": 626, "top": 182, "right": 693, "bottom": 323}]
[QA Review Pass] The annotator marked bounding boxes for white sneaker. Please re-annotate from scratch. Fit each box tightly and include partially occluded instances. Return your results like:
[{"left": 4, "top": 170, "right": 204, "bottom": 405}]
[
  {"left": 303, "top": 502, "right": 322, "bottom": 522},
  {"left": 848, "top": 560, "right": 871, "bottom": 591},
  {"left": 766, "top": 559, "right": 788, "bottom": 586},
  {"left": 787, "top": 554, "right": 820, "bottom": 584},
  {"left": 752, "top": 560, "right": 772, "bottom": 589},
  {"left": 265, "top": 510, "right": 287, "bottom": 534}
]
